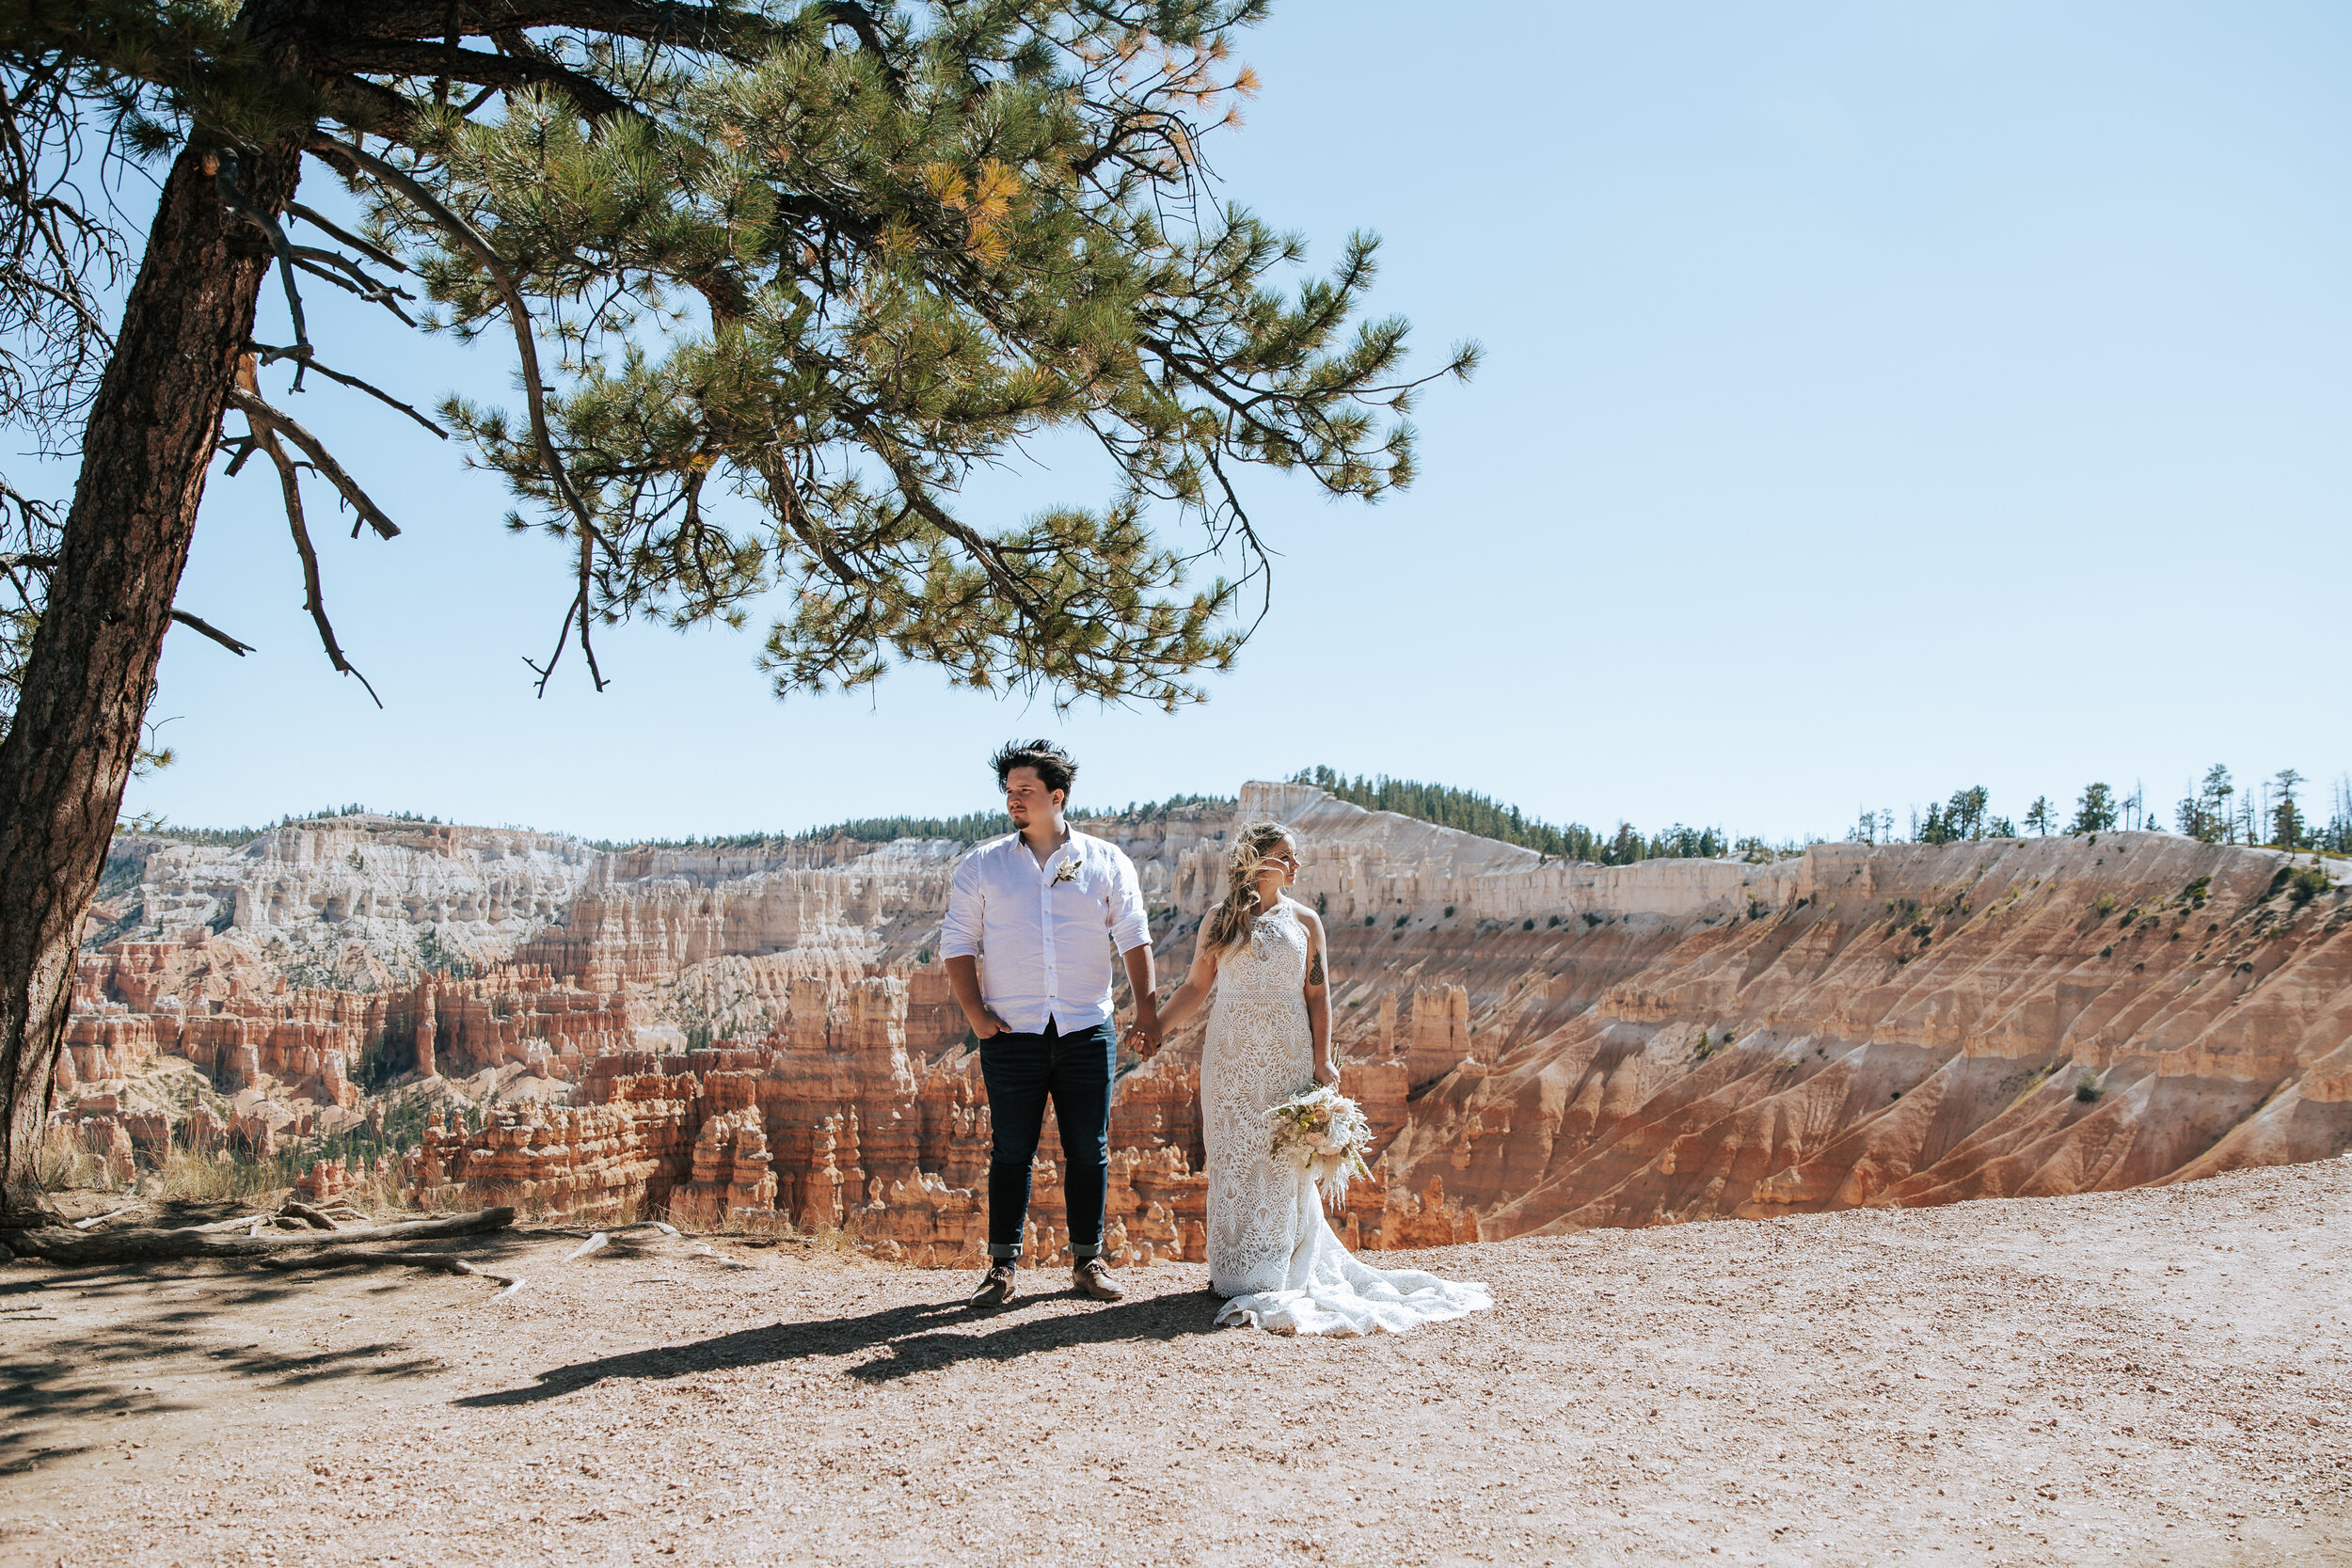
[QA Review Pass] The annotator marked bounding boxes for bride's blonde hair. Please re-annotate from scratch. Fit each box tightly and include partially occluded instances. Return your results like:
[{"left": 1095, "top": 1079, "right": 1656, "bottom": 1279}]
[{"left": 1203, "top": 820, "right": 1295, "bottom": 952}]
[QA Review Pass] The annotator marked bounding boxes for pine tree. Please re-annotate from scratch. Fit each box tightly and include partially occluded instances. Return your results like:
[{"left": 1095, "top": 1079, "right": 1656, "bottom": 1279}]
[
  {"left": 2068, "top": 783, "right": 2118, "bottom": 834},
  {"left": 1943, "top": 785, "right": 1989, "bottom": 840},
  {"left": 0, "top": 1, "right": 1475, "bottom": 1218},
  {"left": 2024, "top": 796, "right": 2054, "bottom": 835},
  {"left": 2272, "top": 768, "right": 2305, "bottom": 849},
  {"left": 2176, "top": 764, "right": 2233, "bottom": 844},
  {"left": 2323, "top": 776, "right": 2352, "bottom": 855}
]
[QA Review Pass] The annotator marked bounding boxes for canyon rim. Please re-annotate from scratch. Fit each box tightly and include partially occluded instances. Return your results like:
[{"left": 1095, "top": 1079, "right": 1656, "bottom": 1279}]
[{"left": 45, "top": 781, "right": 2352, "bottom": 1263}]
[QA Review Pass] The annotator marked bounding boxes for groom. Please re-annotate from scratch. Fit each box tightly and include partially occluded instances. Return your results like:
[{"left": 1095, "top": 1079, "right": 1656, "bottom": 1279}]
[{"left": 942, "top": 740, "right": 1162, "bottom": 1307}]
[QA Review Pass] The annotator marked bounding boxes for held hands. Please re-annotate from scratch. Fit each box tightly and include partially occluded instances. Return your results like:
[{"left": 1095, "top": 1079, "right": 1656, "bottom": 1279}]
[
  {"left": 1312, "top": 1058, "right": 1341, "bottom": 1088},
  {"left": 1122, "top": 1009, "right": 1165, "bottom": 1058}
]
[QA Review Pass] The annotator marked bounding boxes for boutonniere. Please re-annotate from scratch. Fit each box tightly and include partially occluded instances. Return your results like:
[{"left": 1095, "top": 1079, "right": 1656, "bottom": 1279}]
[{"left": 1051, "top": 857, "right": 1083, "bottom": 885}]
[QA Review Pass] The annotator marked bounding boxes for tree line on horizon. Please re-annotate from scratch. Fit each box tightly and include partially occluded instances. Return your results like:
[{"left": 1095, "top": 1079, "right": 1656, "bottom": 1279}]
[
  {"left": 601, "top": 791, "right": 1237, "bottom": 850},
  {"left": 114, "top": 765, "right": 2352, "bottom": 863},
  {"left": 111, "top": 794, "right": 1245, "bottom": 854},
  {"left": 1852, "top": 766, "right": 2352, "bottom": 854},
  {"left": 1286, "top": 767, "right": 1736, "bottom": 865}
]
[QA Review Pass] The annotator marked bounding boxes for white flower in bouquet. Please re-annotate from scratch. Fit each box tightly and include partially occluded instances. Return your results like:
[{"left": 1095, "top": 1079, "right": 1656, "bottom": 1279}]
[{"left": 1263, "top": 1084, "right": 1375, "bottom": 1207}]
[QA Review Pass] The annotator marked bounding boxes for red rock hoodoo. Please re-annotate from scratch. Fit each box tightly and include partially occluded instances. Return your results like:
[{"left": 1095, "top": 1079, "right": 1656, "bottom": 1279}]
[{"left": 53, "top": 790, "right": 2349, "bottom": 1264}]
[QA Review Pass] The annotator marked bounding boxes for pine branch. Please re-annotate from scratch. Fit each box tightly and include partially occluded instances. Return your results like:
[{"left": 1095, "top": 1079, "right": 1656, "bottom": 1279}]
[
  {"left": 316, "top": 40, "right": 635, "bottom": 123},
  {"left": 332, "top": 2, "right": 817, "bottom": 63}
]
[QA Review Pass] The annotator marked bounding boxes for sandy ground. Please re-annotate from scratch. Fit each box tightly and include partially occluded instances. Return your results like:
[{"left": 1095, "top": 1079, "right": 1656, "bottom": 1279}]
[{"left": 2, "top": 1159, "right": 2346, "bottom": 1568}]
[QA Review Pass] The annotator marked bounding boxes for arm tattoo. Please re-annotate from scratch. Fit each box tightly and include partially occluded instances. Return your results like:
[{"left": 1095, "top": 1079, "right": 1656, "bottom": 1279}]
[{"left": 1307, "top": 951, "right": 1326, "bottom": 987}]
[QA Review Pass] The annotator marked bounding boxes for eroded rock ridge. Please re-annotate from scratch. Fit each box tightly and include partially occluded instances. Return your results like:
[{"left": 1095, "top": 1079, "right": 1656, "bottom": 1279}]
[{"left": 53, "top": 789, "right": 2352, "bottom": 1260}]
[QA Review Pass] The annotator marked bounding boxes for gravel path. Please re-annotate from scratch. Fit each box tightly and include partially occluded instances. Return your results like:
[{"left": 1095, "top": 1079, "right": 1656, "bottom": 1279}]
[{"left": 4, "top": 1160, "right": 2346, "bottom": 1567}]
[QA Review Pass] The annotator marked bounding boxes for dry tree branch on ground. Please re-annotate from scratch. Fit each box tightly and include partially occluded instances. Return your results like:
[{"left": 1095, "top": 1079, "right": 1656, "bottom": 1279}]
[{"left": 0, "top": 1204, "right": 515, "bottom": 1266}]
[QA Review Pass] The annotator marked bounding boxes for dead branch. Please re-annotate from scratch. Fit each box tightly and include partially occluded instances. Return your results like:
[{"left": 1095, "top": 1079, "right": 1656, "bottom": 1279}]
[
  {"left": 0, "top": 1206, "right": 516, "bottom": 1265},
  {"left": 260, "top": 1247, "right": 523, "bottom": 1297},
  {"left": 248, "top": 342, "right": 448, "bottom": 436},
  {"left": 168, "top": 609, "right": 255, "bottom": 656},
  {"left": 286, "top": 200, "right": 408, "bottom": 275},
  {"left": 289, "top": 241, "right": 411, "bottom": 295},
  {"left": 184, "top": 1212, "right": 278, "bottom": 1234},
  {"left": 286, "top": 248, "right": 420, "bottom": 327},
  {"left": 70, "top": 1203, "right": 143, "bottom": 1230},
  {"left": 214, "top": 153, "right": 311, "bottom": 387},
  {"left": 246, "top": 404, "right": 387, "bottom": 708},
  {"left": 310, "top": 135, "right": 608, "bottom": 693},
  {"left": 278, "top": 1200, "right": 339, "bottom": 1230},
  {"left": 227, "top": 384, "right": 405, "bottom": 539},
  {"left": 564, "top": 1219, "right": 678, "bottom": 1260}
]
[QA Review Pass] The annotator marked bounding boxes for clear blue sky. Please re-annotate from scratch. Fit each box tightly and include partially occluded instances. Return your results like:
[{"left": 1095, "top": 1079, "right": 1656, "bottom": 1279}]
[{"left": 120, "top": 0, "right": 2352, "bottom": 841}]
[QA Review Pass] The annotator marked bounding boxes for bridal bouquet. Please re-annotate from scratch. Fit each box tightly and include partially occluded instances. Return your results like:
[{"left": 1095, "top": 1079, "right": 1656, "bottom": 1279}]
[{"left": 1264, "top": 1085, "right": 1375, "bottom": 1207}]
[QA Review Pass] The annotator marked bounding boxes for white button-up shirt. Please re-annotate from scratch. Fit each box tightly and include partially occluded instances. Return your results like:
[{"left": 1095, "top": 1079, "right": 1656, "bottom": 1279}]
[{"left": 940, "top": 830, "right": 1152, "bottom": 1033}]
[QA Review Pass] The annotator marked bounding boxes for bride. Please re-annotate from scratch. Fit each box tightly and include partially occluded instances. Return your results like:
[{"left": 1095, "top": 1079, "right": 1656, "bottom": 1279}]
[{"left": 1138, "top": 820, "right": 1493, "bottom": 1335}]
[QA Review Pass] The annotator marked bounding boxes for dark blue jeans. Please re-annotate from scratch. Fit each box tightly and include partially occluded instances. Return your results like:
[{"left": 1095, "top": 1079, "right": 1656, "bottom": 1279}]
[{"left": 977, "top": 1019, "right": 1113, "bottom": 1261}]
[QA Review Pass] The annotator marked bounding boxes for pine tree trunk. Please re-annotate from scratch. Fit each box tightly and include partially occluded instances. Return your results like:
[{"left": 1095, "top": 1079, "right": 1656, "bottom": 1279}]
[{"left": 0, "top": 138, "right": 301, "bottom": 1220}]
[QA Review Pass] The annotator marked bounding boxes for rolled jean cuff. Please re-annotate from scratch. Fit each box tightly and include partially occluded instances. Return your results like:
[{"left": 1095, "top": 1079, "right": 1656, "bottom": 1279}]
[
  {"left": 988, "top": 1242, "right": 1021, "bottom": 1260},
  {"left": 1069, "top": 1241, "right": 1104, "bottom": 1259}
]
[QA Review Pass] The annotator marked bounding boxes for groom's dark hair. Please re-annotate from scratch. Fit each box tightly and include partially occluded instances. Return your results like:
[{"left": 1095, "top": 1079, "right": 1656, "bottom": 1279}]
[{"left": 992, "top": 739, "right": 1076, "bottom": 799}]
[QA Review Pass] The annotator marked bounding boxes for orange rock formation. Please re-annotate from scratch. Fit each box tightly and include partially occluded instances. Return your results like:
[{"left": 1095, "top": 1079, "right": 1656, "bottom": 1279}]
[
  {"left": 1370, "top": 833, "right": 2352, "bottom": 1234},
  {"left": 402, "top": 966, "right": 1470, "bottom": 1267},
  {"left": 56, "top": 789, "right": 2351, "bottom": 1267}
]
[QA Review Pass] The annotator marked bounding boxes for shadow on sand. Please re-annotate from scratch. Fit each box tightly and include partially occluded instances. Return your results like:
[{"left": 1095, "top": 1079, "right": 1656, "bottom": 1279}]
[
  {"left": 0, "top": 1259, "right": 456, "bottom": 1476},
  {"left": 459, "top": 1286, "right": 1226, "bottom": 1406}
]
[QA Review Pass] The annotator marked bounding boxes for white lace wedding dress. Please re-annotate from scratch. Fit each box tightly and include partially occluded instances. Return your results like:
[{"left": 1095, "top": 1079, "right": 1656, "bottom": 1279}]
[{"left": 1200, "top": 897, "right": 1493, "bottom": 1335}]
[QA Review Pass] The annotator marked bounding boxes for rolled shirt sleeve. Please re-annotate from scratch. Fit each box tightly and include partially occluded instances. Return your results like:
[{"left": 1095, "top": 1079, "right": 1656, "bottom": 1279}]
[
  {"left": 1104, "top": 844, "right": 1151, "bottom": 955},
  {"left": 941, "top": 852, "right": 985, "bottom": 960}
]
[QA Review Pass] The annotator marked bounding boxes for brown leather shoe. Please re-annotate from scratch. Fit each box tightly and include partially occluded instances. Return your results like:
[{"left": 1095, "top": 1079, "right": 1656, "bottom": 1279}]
[
  {"left": 968, "top": 1262, "right": 1017, "bottom": 1307},
  {"left": 1072, "top": 1257, "right": 1125, "bottom": 1301}
]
